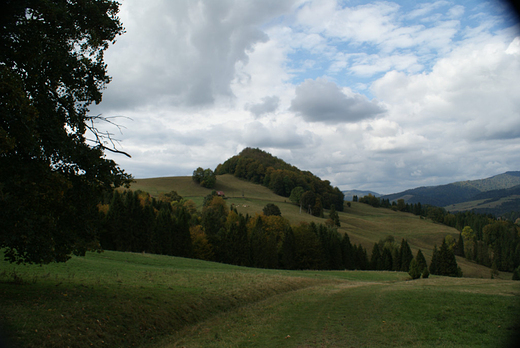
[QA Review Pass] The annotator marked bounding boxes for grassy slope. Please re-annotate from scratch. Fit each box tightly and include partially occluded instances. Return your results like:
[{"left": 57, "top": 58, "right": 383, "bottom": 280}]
[
  {"left": 1, "top": 252, "right": 518, "bottom": 348},
  {"left": 445, "top": 195, "right": 520, "bottom": 213},
  {"left": 131, "top": 175, "right": 504, "bottom": 279}
]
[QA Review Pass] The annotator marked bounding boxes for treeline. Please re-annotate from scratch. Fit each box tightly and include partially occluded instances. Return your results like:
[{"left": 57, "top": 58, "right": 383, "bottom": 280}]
[
  {"left": 97, "top": 190, "right": 466, "bottom": 277},
  {"left": 215, "top": 148, "right": 344, "bottom": 215},
  {"left": 369, "top": 236, "right": 461, "bottom": 278},
  {"left": 98, "top": 190, "right": 360, "bottom": 270},
  {"left": 357, "top": 194, "right": 520, "bottom": 273}
]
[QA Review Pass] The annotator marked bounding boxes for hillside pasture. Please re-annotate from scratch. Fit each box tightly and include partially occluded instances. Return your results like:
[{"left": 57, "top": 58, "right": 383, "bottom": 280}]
[
  {"left": 131, "top": 175, "right": 504, "bottom": 279},
  {"left": 1, "top": 251, "right": 518, "bottom": 348}
]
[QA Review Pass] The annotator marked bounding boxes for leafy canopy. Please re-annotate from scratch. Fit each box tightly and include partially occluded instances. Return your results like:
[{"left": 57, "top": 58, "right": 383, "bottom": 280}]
[{"left": 0, "top": 0, "right": 132, "bottom": 264}]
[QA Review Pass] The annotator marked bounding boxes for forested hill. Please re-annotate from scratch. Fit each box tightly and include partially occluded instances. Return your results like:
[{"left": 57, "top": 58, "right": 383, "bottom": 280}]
[
  {"left": 382, "top": 184, "right": 481, "bottom": 207},
  {"left": 381, "top": 171, "right": 520, "bottom": 218},
  {"left": 215, "top": 148, "right": 344, "bottom": 213}
]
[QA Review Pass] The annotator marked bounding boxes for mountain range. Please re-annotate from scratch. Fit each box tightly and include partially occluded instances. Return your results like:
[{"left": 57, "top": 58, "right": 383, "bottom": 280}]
[{"left": 376, "top": 171, "right": 520, "bottom": 218}]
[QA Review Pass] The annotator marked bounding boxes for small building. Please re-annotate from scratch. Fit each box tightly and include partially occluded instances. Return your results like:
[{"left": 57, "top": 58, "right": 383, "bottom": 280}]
[{"left": 216, "top": 191, "right": 225, "bottom": 197}]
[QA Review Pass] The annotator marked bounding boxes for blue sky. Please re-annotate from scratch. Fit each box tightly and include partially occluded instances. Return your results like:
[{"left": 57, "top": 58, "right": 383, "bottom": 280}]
[{"left": 90, "top": 0, "right": 520, "bottom": 194}]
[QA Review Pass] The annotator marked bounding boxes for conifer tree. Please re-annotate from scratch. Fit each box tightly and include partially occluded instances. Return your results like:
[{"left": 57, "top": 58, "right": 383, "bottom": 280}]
[
  {"left": 341, "top": 233, "right": 354, "bottom": 270},
  {"left": 415, "top": 249, "right": 427, "bottom": 273},
  {"left": 280, "top": 226, "right": 296, "bottom": 270},
  {"left": 429, "top": 245, "right": 440, "bottom": 275},
  {"left": 370, "top": 243, "right": 382, "bottom": 270},
  {"left": 454, "top": 233, "right": 465, "bottom": 257},
  {"left": 329, "top": 204, "right": 341, "bottom": 227},
  {"left": 381, "top": 247, "right": 393, "bottom": 271},
  {"left": 400, "top": 239, "right": 414, "bottom": 272}
]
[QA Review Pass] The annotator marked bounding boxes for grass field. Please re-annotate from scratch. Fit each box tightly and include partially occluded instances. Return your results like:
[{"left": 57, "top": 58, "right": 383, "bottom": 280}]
[
  {"left": 2, "top": 175, "right": 516, "bottom": 347},
  {"left": 130, "top": 175, "right": 506, "bottom": 279},
  {"left": 1, "top": 251, "right": 519, "bottom": 348}
]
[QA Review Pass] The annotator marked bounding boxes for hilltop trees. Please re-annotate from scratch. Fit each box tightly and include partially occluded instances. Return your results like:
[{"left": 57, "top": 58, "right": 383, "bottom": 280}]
[
  {"left": 192, "top": 167, "right": 216, "bottom": 188},
  {"left": 216, "top": 148, "right": 344, "bottom": 215},
  {"left": 1, "top": 0, "right": 132, "bottom": 264}
]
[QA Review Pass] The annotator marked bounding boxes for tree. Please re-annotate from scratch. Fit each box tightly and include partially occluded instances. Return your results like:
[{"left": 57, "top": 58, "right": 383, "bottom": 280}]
[
  {"left": 399, "top": 239, "right": 414, "bottom": 272},
  {"left": 329, "top": 204, "right": 340, "bottom": 227},
  {"left": 1, "top": 1, "right": 132, "bottom": 264},
  {"left": 192, "top": 167, "right": 216, "bottom": 188},
  {"left": 289, "top": 186, "right": 305, "bottom": 205},
  {"left": 263, "top": 203, "right": 282, "bottom": 216},
  {"left": 415, "top": 249, "right": 427, "bottom": 273},
  {"left": 408, "top": 259, "right": 421, "bottom": 279},
  {"left": 370, "top": 243, "right": 382, "bottom": 270}
]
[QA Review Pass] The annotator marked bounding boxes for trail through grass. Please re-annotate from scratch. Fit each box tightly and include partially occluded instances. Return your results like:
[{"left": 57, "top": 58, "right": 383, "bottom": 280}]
[
  {"left": 160, "top": 278, "right": 520, "bottom": 348},
  {"left": 1, "top": 251, "right": 519, "bottom": 347}
]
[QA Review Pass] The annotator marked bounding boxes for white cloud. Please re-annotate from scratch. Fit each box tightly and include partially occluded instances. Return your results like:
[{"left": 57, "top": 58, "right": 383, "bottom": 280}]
[
  {"left": 290, "top": 78, "right": 386, "bottom": 123},
  {"left": 91, "top": 0, "right": 520, "bottom": 194}
]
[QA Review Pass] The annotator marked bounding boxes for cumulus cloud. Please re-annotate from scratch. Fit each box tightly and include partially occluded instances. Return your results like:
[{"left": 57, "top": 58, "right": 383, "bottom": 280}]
[
  {"left": 96, "top": 0, "right": 294, "bottom": 111},
  {"left": 247, "top": 96, "right": 280, "bottom": 117},
  {"left": 90, "top": 0, "right": 520, "bottom": 194},
  {"left": 290, "top": 78, "right": 385, "bottom": 123}
]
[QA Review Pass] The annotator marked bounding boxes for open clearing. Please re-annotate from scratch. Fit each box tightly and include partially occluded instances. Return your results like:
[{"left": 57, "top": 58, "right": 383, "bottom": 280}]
[{"left": 1, "top": 251, "right": 519, "bottom": 347}]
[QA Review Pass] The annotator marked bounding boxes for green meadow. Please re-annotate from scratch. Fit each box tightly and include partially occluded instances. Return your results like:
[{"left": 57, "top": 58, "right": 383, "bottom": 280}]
[
  {"left": 1, "top": 251, "right": 519, "bottom": 348},
  {"left": 1, "top": 174, "right": 519, "bottom": 347}
]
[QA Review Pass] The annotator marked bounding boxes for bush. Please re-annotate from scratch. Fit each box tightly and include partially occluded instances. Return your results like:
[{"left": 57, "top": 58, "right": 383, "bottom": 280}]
[
  {"left": 422, "top": 267, "right": 430, "bottom": 279},
  {"left": 263, "top": 203, "right": 282, "bottom": 216}
]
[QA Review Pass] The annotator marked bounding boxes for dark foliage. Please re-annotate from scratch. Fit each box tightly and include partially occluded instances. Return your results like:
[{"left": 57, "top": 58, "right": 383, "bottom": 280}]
[
  {"left": 192, "top": 167, "right": 216, "bottom": 188},
  {"left": 216, "top": 148, "right": 344, "bottom": 215},
  {"left": 1, "top": 0, "right": 132, "bottom": 264},
  {"left": 263, "top": 203, "right": 282, "bottom": 216}
]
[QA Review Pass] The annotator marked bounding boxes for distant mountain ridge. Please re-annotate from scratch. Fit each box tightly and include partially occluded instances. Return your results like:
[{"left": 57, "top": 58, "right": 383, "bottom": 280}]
[
  {"left": 342, "top": 190, "right": 381, "bottom": 202},
  {"left": 452, "top": 171, "right": 520, "bottom": 192},
  {"left": 380, "top": 171, "right": 520, "bottom": 217}
]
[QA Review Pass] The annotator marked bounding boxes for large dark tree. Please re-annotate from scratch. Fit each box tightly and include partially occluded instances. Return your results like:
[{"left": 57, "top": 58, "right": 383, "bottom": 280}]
[{"left": 0, "top": 0, "right": 131, "bottom": 264}]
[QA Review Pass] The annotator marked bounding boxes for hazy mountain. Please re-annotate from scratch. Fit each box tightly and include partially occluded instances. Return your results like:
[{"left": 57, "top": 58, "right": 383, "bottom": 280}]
[
  {"left": 380, "top": 171, "right": 520, "bottom": 217},
  {"left": 342, "top": 190, "right": 381, "bottom": 201}
]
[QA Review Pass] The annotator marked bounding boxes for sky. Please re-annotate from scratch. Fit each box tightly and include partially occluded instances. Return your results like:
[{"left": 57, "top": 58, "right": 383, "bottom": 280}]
[{"left": 90, "top": 0, "right": 520, "bottom": 194}]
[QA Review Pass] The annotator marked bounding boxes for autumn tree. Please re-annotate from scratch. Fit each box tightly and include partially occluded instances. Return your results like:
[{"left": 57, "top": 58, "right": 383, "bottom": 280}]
[{"left": 1, "top": 0, "right": 132, "bottom": 264}]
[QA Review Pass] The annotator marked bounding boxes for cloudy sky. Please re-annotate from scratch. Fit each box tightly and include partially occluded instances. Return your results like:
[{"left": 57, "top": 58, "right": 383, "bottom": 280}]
[{"left": 90, "top": 0, "right": 520, "bottom": 194}]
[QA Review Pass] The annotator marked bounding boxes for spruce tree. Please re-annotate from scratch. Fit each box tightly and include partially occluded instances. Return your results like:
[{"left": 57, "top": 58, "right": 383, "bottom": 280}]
[
  {"left": 400, "top": 239, "right": 414, "bottom": 272},
  {"left": 370, "top": 243, "right": 382, "bottom": 270},
  {"left": 429, "top": 245, "right": 440, "bottom": 275},
  {"left": 341, "top": 233, "right": 354, "bottom": 270},
  {"left": 415, "top": 249, "right": 427, "bottom": 273},
  {"left": 381, "top": 247, "right": 393, "bottom": 271}
]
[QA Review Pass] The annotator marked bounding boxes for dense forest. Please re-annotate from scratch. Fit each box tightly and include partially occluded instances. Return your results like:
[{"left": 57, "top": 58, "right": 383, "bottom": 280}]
[
  {"left": 357, "top": 194, "right": 520, "bottom": 274},
  {"left": 97, "top": 189, "right": 462, "bottom": 278},
  {"left": 215, "top": 148, "right": 345, "bottom": 215}
]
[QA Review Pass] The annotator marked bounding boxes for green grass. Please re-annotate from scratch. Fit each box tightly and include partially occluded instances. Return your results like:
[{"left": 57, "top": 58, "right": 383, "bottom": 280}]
[
  {"left": 1, "top": 251, "right": 519, "bottom": 348},
  {"left": 161, "top": 278, "right": 520, "bottom": 348}
]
